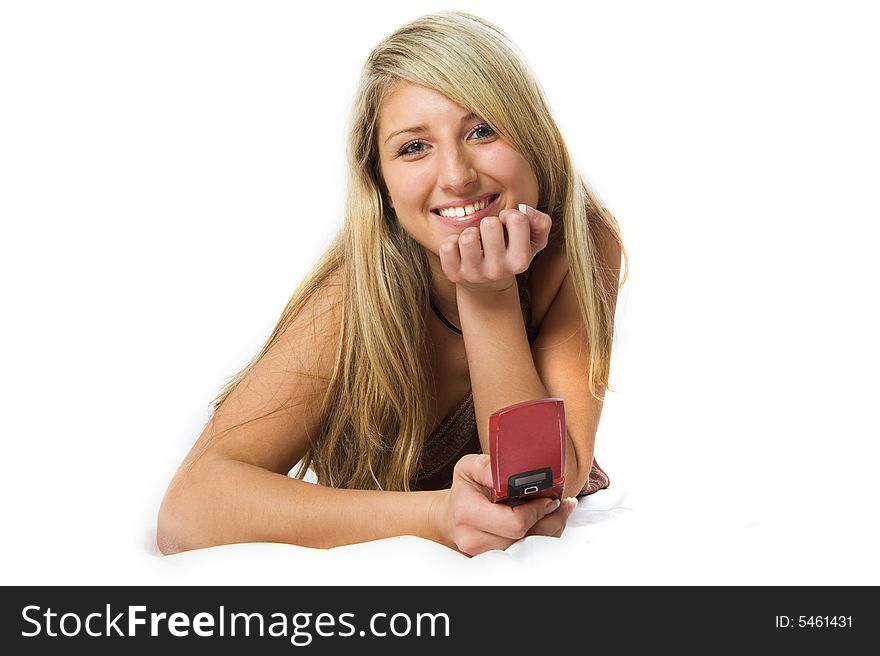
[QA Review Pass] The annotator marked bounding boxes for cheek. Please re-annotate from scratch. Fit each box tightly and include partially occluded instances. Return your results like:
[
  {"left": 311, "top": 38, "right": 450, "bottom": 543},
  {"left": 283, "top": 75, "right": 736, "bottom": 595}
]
[
  {"left": 483, "top": 148, "right": 538, "bottom": 196},
  {"left": 384, "top": 166, "right": 434, "bottom": 209}
]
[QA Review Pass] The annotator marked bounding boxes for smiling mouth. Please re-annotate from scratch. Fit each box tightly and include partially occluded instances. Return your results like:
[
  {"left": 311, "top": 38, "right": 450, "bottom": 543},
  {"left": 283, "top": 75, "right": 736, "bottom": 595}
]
[{"left": 430, "top": 194, "right": 500, "bottom": 219}]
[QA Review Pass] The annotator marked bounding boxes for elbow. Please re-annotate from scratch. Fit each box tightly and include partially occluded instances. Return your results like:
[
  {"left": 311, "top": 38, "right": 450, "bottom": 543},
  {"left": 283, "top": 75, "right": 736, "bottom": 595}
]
[
  {"left": 155, "top": 456, "right": 246, "bottom": 555},
  {"left": 155, "top": 485, "right": 198, "bottom": 556},
  {"left": 156, "top": 455, "right": 221, "bottom": 555},
  {"left": 155, "top": 497, "right": 184, "bottom": 556},
  {"left": 564, "top": 472, "right": 589, "bottom": 500},
  {"left": 563, "top": 437, "right": 594, "bottom": 499}
]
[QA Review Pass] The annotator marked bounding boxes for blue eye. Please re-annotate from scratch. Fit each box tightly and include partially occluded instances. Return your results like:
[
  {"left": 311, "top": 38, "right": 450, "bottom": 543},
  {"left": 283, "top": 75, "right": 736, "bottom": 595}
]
[
  {"left": 472, "top": 124, "right": 495, "bottom": 139},
  {"left": 398, "top": 140, "right": 426, "bottom": 157}
]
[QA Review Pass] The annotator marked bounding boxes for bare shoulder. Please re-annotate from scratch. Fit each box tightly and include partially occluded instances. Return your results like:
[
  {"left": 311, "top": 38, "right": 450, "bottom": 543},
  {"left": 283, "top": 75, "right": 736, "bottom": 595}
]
[
  {"left": 187, "top": 270, "right": 344, "bottom": 474},
  {"left": 529, "top": 221, "right": 622, "bottom": 330},
  {"left": 594, "top": 219, "right": 623, "bottom": 281},
  {"left": 275, "top": 269, "right": 344, "bottom": 362}
]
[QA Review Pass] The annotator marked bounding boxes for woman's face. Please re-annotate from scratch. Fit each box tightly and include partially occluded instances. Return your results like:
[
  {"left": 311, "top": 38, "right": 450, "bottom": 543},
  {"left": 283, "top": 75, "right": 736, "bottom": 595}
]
[{"left": 377, "top": 81, "right": 539, "bottom": 260}]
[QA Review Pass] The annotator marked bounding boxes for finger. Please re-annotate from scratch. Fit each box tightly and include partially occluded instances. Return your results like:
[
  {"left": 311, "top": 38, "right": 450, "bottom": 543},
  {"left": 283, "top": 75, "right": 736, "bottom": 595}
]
[
  {"left": 526, "top": 514, "right": 566, "bottom": 538},
  {"left": 500, "top": 209, "right": 531, "bottom": 273},
  {"left": 478, "top": 216, "right": 506, "bottom": 276},
  {"left": 476, "top": 497, "right": 562, "bottom": 541},
  {"left": 455, "top": 528, "right": 516, "bottom": 557},
  {"left": 518, "top": 204, "right": 552, "bottom": 253},
  {"left": 439, "top": 237, "right": 462, "bottom": 280},
  {"left": 454, "top": 453, "right": 494, "bottom": 490},
  {"left": 457, "top": 227, "right": 483, "bottom": 276},
  {"left": 526, "top": 497, "right": 576, "bottom": 538}
]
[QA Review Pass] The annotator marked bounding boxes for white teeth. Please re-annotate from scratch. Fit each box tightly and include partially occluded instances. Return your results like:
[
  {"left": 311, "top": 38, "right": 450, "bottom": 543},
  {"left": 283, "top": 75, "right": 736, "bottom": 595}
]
[{"left": 437, "top": 196, "right": 493, "bottom": 218}]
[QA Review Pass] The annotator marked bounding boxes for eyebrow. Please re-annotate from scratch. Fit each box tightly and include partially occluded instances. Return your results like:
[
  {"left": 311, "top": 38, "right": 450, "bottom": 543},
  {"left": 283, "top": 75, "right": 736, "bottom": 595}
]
[{"left": 383, "top": 112, "right": 480, "bottom": 145}]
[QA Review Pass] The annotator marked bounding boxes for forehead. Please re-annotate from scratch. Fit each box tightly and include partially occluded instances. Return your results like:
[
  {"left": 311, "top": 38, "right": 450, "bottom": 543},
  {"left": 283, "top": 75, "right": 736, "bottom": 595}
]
[{"left": 378, "top": 81, "right": 470, "bottom": 133}]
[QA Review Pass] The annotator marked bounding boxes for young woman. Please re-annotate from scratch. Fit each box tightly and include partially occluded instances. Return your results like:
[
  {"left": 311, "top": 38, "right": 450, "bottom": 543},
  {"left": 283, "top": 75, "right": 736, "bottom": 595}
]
[{"left": 157, "top": 10, "right": 627, "bottom": 557}]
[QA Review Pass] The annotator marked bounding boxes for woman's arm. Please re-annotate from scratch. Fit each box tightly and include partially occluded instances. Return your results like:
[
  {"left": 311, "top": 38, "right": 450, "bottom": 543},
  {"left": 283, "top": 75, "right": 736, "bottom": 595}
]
[
  {"left": 157, "top": 277, "right": 570, "bottom": 555},
  {"left": 457, "top": 269, "right": 593, "bottom": 497},
  {"left": 442, "top": 206, "right": 621, "bottom": 498},
  {"left": 158, "top": 454, "right": 444, "bottom": 553},
  {"left": 156, "top": 281, "right": 438, "bottom": 553}
]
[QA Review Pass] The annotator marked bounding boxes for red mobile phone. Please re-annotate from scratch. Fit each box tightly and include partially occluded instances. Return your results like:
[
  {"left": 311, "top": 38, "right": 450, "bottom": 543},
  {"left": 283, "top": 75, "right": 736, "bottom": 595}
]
[{"left": 489, "top": 398, "right": 566, "bottom": 505}]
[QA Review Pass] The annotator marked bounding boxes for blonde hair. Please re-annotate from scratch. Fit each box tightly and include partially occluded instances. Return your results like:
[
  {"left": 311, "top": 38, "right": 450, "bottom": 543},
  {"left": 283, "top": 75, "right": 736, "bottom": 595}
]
[{"left": 210, "top": 11, "right": 627, "bottom": 492}]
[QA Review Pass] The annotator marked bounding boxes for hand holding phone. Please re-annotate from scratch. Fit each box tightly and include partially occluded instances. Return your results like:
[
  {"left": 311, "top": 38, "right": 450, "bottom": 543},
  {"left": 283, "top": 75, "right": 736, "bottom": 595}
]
[{"left": 488, "top": 398, "right": 566, "bottom": 505}]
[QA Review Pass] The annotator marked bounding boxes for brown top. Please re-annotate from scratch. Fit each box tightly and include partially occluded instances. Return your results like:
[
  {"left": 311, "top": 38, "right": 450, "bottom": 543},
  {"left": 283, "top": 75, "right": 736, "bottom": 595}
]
[{"left": 410, "top": 270, "right": 610, "bottom": 497}]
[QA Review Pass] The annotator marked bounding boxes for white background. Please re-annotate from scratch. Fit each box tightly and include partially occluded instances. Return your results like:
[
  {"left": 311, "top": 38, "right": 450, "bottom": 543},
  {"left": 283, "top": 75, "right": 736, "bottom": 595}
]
[{"left": 2, "top": 0, "right": 878, "bottom": 585}]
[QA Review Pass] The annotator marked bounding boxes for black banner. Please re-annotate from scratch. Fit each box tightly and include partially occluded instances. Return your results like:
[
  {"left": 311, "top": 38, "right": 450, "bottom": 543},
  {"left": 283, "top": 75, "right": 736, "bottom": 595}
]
[{"left": 1, "top": 586, "right": 873, "bottom": 654}]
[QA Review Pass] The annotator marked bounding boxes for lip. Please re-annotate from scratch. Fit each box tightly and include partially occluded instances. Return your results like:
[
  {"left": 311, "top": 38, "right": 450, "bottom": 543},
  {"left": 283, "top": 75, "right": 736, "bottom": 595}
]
[{"left": 431, "top": 193, "right": 501, "bottom": 229}]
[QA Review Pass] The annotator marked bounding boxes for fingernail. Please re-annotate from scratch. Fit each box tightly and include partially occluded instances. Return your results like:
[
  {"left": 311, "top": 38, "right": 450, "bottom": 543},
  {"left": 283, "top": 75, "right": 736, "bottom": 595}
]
[
  {"left": 566, "top": 497, "right": 579, "bottom": 512},
  {"left": 546, "top": 498, "right": 561, "bottom": 513},
  {"left": 517, "top": 203, "right": 529, "bottom": 214}
]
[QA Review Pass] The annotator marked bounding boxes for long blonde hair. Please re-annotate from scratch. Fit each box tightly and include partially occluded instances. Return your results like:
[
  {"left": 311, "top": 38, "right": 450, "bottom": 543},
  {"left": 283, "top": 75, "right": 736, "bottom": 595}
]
[{"left": 210, "top": 11, "right": 627, "bottom": 491}]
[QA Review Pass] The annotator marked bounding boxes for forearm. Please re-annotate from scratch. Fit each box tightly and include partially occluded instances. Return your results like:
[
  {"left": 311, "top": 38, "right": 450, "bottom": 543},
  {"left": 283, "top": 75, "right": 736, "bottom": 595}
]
[
  {"left": 456, "top": 282, "right": 592, "bottom": 496},
  {"left": 456, "top": 282, "right": 549, "bottom": 453},
  {"left": 157, "top": 457, "right": 445, "bottom": 554}
]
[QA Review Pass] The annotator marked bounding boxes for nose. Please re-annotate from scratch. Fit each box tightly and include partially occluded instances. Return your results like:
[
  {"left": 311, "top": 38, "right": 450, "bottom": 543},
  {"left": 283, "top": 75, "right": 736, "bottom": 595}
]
[{"left": 436, "top": 143, "right": 477, "bottom": 192}]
